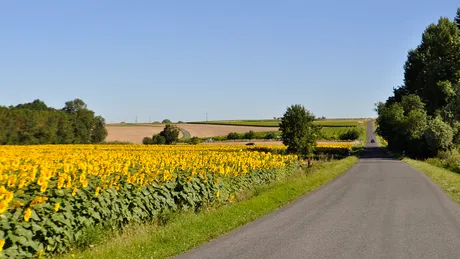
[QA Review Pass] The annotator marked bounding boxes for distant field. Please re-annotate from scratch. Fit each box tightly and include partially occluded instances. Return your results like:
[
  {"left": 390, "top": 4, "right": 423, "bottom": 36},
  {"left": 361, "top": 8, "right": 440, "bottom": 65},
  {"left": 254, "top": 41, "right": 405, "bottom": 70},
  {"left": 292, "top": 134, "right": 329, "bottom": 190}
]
[
  {"left": 187, "top": 119, "right": 361, "bottom": 127},
  {"left": 106, "top": 119, "right": 368, "bottom": 144},
  {"left": 105, "top": 124, "right": 278, "bottom": 144}
]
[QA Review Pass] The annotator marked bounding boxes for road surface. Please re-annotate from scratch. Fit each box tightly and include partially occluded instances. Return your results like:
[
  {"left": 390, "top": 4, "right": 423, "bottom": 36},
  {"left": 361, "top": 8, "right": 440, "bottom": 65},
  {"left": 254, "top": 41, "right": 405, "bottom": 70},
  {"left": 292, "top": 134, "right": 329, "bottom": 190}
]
[{"left": 175, "top": 121, "right": 460, "bottom": 259}]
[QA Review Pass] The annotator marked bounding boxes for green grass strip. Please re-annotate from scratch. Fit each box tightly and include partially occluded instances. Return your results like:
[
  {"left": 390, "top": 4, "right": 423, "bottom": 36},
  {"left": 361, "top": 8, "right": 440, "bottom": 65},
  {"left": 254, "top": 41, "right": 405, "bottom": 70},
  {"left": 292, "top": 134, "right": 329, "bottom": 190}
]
[
  {"left": 59, "top": 157, "right": 358, "bottom": 259},
  {"left": 404, "top": 158, "right": 460, "bottom": 204}
]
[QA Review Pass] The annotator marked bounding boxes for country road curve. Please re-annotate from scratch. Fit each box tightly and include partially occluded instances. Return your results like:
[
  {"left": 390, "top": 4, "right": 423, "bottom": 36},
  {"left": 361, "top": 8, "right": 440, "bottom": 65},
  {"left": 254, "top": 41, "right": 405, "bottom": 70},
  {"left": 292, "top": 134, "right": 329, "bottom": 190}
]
[{"left": 175, "top": 121, "right": 460, "bottom": 259}]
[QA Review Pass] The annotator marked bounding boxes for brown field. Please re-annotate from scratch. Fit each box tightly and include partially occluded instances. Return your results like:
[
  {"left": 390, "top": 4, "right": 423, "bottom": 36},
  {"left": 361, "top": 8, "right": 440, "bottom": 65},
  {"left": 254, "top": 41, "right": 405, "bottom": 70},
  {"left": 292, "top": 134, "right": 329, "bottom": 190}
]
[{"left": 105, "top": 124, "right": 279, "bottom": 144}]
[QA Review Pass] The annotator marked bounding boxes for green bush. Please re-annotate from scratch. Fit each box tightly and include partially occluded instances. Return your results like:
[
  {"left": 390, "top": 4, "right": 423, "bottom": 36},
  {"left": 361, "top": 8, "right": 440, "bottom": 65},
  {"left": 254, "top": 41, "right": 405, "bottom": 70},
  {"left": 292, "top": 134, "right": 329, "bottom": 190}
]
[
  {"left": 152, "top": 134, "right": 166, "bottom": 144},
  {"left": 243, "top": 131, "right": 256, "bottom": 140},
  {"left": 227, "top": 132, "right": 240, "bottom": 140},
  {"left": 142, "top": 137, "right": 153, "bottom": 145},
  {"left": 189, "top": 137, "right": 202, "bottom": 145},
  {"left": 264, "top": 132, "right": 277, "bottom": 139}
]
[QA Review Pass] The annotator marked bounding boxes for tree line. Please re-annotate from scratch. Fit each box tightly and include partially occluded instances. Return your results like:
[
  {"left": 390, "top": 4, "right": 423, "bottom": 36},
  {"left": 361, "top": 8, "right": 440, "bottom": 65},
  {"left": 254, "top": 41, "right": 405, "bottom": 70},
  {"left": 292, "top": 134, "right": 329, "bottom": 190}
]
[
  {"left": 0, "top": 99, "right": 107, "bottom": 145},
  {"left": 376, "top": 8, "right": 460, "bottom": 157}
]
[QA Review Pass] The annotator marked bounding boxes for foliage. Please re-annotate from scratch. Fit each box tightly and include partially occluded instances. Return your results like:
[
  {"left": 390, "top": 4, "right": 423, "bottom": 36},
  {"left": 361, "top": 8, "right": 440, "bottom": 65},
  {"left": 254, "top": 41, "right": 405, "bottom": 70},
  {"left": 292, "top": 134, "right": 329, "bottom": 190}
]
[
  {"left": 279, "top": 104, "right": 320, "bottom": 156},
  {"left": 188, "top": 137, "right": 202, "bottom": 145},
  {"left": 456, "top": 8, "right": 460, "bottom": 29},
  {"left": 0, "top": 99, "right": 107, "bottom": 145},
  {"left": 187, "top": 119, "right": 360, "bottom": 127},
  {"left": 425, "top": 149, "right": 460, "bottom": 173},
  {"left": 152, "top": 134, "right": 166, "bottom": 144},
  {"left": 264, "top": 132, "right": 278, "bottom": 140},
  {"left": 376, "top": 10, "right": 460, "bottom": 157},
  {"left": 146, "top": 125, "right": 180, "bottom": 145},
  {"left": 243, "top": 131, "right": 256, "bottom": 140},
  {"left": 142, "top": 137, "right": 153, "bottom": 145},
  {"left": 0, "top": 144, "right": 297, "bottom": 257},
  {"left": 160, "top": 124, "right": 180, "bottom": 144},
  {"left": 63, "top": 157, "right": 358, "bottom": 259},
  {"left": 162, "top": 119, "right": 172, "bottom": 124},
  {"left": 424, "top": 116, "right": 454, "bottom": 155},
  {"left": 226, "top": 132, "right": 240, "bottom": 140}
]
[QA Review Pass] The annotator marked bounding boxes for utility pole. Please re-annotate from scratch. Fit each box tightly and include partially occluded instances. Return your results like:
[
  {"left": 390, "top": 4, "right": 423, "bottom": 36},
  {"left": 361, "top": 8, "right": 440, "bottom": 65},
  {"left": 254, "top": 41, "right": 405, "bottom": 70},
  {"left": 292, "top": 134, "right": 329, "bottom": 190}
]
[
  {"left": 135, "top": 116, "right": 137, "bottom": 124},
  {"left": 205, "top": 113, "right": 208, "bottom": 123}
]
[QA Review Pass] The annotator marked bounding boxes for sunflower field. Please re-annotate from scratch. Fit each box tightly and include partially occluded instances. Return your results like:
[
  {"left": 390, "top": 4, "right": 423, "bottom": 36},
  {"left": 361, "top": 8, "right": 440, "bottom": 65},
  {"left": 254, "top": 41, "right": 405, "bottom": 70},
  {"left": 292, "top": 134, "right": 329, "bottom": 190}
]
[
  {"left": 0, "top": 143, "right": 351, "bottom": 257},
  {"left": 0, "top": 144, "right": 301, "bottom": 257}
]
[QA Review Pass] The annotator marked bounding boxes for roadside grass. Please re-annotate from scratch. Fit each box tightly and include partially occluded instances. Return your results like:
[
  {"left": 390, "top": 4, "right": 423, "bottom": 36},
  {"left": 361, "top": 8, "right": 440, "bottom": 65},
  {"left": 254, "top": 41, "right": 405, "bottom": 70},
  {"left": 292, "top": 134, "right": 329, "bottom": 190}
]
[
  {"left": 357, "top": 119, "right": 368, "bottom": 147},
  {"left": 58, "top": 157, "right": 358, "bottom": 259},
  {"left": 404, "top": 159, "right": 460, "bottom": 204}
]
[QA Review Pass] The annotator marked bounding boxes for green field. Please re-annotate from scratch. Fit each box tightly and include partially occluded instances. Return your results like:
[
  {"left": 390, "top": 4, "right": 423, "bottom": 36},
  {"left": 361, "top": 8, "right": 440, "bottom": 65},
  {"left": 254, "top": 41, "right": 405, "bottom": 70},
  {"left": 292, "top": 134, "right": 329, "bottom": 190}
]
[{"left": 320, "top": 127, "right": 359, "bottom": 140}]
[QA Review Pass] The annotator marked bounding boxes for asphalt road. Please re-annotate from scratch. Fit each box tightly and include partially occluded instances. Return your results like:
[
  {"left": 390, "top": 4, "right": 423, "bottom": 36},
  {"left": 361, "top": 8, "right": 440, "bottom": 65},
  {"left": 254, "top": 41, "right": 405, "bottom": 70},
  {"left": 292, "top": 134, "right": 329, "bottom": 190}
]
[{"left": 175, "top": 121, "right": 460, "bottom": 259}]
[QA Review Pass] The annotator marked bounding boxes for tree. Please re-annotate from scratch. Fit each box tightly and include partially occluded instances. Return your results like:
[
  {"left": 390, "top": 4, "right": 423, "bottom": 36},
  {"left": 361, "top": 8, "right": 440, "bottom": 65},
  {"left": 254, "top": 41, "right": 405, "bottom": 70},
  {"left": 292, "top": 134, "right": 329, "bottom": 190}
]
[
  {"left": 399, "top": 17, "right": 460, "bottom": 115},
  {"left": 152, "top": 134, "right": 166, "bottom": 144},
  {"left": 227, "top": 132, "right": 240, "bottom": 140},
  {"left": 243, "top": 130, "right": 256, "bottom": 140},
  {"left": 160, "top": 124, "right": 180, "bottom": 144},
  {"left": 189, "top": 136, "right": 202, "bottom": 145},
  {"left": 455, "top": 8, "right": 460, "bottom": 29},
  {"left": 15, "top": 99, "right": 50, "bottom": 111},
  {"left": 162, "top": 119, "right": 172, "bottom": 124},
  {"left": 424, "top": 116, "right": 454, "bottom": 155},
  {"left": 91, "top": 116, "right": 108, "bottom": 143},
  {"left": 62, "top": 98, "right": 87, "bottom": 114},
  {"left": 264, "top": 131, "right": 278, "bottom": 139},
  {"left": 279, "top": 104, "right": 320, "bottom": 156},
  {"left": 0, "top": 99, "right": 106, "bottom": 145}
]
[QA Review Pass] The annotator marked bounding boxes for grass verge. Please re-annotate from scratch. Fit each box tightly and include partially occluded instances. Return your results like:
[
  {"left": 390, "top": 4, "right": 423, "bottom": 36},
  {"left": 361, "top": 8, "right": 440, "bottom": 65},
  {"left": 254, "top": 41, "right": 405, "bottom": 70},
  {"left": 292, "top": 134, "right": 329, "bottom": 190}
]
[
  {"left": 58, "top": 156, "right": 358, "bottom": 259},
  {"left": 404, "top": 158, "right": 460, "bottom": 204}
]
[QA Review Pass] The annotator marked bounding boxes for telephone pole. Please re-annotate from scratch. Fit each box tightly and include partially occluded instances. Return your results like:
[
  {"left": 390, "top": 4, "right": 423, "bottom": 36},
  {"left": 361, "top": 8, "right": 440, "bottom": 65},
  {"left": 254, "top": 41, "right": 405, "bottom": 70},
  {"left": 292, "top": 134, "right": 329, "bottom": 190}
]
[
  {"left": 135, "top": 116, "right": 137, "bottom": 124},
  {"left": 205, "top": 113, "right": 208, "bottom": 123}
]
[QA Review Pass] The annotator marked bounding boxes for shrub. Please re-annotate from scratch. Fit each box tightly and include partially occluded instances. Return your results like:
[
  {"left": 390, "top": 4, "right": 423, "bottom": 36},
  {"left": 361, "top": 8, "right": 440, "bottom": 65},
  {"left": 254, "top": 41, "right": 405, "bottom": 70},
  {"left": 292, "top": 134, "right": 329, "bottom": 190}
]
[
  {"left": 152, "top": 134, "right": 166, "bottom": 144},
  {"left": 244, "top": 130, "right": 256, "bottom": 140},
  {"left": 227, "top": 132, "right": 240, "bottom": 140},
  {"left": 142, "top": 137, "right": 153, "bottom": 145},
  {"left": 162, "top": 119, "right": 172, "bottom": 124},
  {"left": 189, "top": 137, "right": 202, "bottom": 145},
  {"left": 264, "top": 132, "right": 277, "bottom": 139},
  {"left": 424, "top": 116, "right": 454, "bottom": 155}
]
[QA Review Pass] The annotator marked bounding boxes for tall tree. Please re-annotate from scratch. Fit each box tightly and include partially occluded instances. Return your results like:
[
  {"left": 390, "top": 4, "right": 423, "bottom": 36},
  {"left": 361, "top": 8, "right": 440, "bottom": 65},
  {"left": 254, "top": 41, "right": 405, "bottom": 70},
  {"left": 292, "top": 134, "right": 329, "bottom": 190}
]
[
  {"left": 279, "top": 104, "right": 320, "bottom": 156},
  {"left": 0, "top": 99, "right": 107, "bottom": 145},
  {"left": 455, "top": 8, "right": 460, "bottom": 29},
  {"left": 91, "top": 116, "right": 108, "bottom": 143},
  {"left": 401, "top": 17, "right": 460, "bottom": 115}
]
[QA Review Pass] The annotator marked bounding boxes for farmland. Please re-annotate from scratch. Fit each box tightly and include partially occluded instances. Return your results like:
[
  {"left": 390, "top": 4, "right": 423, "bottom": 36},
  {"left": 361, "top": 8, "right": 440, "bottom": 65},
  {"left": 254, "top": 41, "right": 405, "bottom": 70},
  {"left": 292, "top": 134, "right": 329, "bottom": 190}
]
[
  {"left": 0, "top": 143, "right": 352, "bottom": 257},
  {"left": 0, "top": 144, "right": 297, "bottom": 257},
  {"left": 106, "top": 119, "right": 367, "bottom": 144},
  {"left": 187, "top": 119, "right": 362, "bottom": 127}
]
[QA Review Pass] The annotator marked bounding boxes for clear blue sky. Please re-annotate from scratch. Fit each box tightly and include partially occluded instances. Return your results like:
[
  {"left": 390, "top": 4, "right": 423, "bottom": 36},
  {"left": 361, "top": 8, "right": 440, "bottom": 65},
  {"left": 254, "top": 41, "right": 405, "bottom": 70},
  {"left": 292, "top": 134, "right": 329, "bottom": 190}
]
[{"left": 1, "top": 1, "right": 459, "bottom": 123}]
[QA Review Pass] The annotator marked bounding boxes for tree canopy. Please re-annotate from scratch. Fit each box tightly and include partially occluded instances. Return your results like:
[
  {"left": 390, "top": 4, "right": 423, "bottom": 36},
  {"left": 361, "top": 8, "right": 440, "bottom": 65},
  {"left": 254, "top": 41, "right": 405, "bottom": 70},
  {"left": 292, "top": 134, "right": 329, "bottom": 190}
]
[
  {"left": 376, "top": 9, "right": 460, "bottom": 157},
  {"left": 0, "top": 99, "right": 107, "bottom": 145},
  {"left": 279, "top": 104, "right": 320, "bottom": 156}
]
